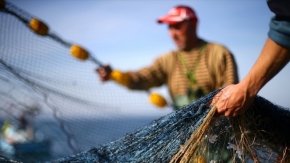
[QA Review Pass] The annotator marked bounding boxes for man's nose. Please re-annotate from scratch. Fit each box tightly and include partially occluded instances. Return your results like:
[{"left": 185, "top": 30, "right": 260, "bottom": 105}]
[{"left": 169, "top": 29, "right": 178, "bottom": 38}]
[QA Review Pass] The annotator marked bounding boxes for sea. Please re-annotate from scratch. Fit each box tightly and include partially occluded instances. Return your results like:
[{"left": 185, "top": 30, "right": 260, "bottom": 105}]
[{"left": 0, "top": 115, "right": 163, "bottom": 163}]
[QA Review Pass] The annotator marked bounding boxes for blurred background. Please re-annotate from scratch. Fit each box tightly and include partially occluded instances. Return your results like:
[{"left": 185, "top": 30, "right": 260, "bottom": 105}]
[{"left": 0, "top": 0, "right": 289, "bottom": 162}]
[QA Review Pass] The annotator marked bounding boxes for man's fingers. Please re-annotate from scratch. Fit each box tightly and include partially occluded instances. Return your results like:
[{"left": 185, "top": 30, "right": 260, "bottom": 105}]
[
  {"left": 211, "top": 91, "right": 225, "bottom": 116},
  {"left": 213, "top": 104, "right": 223, "bottom": 117},
  {"left": 210, "top": 91, "right": 223, "bottom": 106}
]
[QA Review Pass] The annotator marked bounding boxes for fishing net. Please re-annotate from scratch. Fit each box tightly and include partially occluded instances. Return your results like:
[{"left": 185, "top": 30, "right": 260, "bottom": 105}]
[
  {"left": 1, "top": 1, "right": 290, "bottom": 163},
  {"left": 0, "top": 1, "right": 168, "bottom": 162},
  {"left": 48, "top": 90, "right": 290, "bottom": 163}
]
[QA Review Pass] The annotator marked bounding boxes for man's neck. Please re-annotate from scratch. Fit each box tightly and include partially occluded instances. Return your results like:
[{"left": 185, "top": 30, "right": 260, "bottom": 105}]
[{"left": 182, "top": 38, "right": 202, "bottom": 52}]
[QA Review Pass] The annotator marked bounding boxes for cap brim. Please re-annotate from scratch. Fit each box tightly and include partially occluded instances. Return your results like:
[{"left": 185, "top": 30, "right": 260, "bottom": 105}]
[{"left": 157, "top": 16, "right": 183, "bottom": 25}]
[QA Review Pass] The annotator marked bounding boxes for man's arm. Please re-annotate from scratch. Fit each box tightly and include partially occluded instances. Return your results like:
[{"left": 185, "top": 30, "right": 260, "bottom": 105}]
[
  {"left": 212, "top": 38, "right": 290, "bottom": 117},
  {"left": 95, "top": 54, "right": 169, "bottom": 90},
  {"left": 241, "top": 38, "right": 290, "bottom": 96},
  {"left": 211, "top": 0, "right": 290, "bottom": 117}
]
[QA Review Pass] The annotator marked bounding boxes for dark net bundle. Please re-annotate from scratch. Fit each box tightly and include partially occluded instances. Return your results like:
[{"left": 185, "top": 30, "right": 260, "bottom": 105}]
[
  {"left": 51, "top": 90, "right": 217, "bottom": 163},
  {"left": 229, "top": 97, "right": 290, "bottom": 162},
  {"left": 171, "top": 95, "right": 290, "bottom": 163},
  {"left": 49, "top": 91, "right": 290, "bottom": 163}
]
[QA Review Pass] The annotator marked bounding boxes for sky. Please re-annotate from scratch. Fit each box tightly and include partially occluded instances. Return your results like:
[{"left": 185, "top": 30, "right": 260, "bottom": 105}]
[{"left": 6, "top": 0, "right": 290, "bottom": 109}]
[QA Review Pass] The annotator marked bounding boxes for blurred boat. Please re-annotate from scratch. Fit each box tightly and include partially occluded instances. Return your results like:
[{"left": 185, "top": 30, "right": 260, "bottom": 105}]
[
  {"left": 11, "top": 139, "right": 51, "bottom": 154},
  {"left": 0, "top": 120, "right": 51, "bottom": 156}
]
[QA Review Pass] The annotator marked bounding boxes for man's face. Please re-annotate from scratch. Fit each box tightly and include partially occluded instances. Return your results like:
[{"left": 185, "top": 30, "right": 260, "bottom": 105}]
[{"left": 168, "top": 20, "right": 194, "bottom": 51}]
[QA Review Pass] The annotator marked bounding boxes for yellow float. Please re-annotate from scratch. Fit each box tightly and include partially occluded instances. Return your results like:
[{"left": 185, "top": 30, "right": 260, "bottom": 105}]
[
  {"left": 29, "top": 18, "right": 49, "bottom": 36},
  {"left": 110, "top": 70, "right": 130, "bottom": 86},
  {"left": 70, "top": 44, "right": 89, "bottom": 60},
  {"left": 149, "top": 92, "right": 167, "bottom": 108}
]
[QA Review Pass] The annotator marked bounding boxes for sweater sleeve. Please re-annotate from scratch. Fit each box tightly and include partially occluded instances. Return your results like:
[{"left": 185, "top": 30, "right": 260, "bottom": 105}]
[
  {"left": 124, "top": 53, "right": 170, "bottom": 90},
  {"left": 267, "top": 0, "right": 290, "bottom": 49},
  {"left": 222, "top": 47, "right": 239, "bottom": 86}
]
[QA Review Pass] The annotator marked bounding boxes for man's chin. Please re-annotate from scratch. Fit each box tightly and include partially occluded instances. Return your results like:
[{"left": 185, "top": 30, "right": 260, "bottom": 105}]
[{"left": 176, "top": 44, "right": 185, "bottom": 50}]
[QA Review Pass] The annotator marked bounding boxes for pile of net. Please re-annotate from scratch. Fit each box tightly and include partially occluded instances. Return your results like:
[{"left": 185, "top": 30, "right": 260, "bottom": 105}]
[
  {"left": 0, "top": 88, "right": 249, "bottom": 163},
  {"left": 47, "top": 89, "right": 290, "bottom": 163},
  {"left": 1, "top": 89, "right": 290, "bottom": 163}
]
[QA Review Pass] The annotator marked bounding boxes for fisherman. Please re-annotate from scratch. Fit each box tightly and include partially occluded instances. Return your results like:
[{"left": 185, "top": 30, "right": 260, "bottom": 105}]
[{"left": 96, "top": 5, "right": 239, "bottom": 109}]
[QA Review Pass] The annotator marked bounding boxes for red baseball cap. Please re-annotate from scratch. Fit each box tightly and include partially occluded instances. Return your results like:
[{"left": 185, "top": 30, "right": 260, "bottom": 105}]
[{"left": 157, "top": 5, "right": 198, "bottom": 25}]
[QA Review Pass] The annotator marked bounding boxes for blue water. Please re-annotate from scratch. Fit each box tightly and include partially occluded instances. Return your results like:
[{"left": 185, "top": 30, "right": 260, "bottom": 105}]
[{"left": 0, "top": 116, "right": 161, "bottom": 163}]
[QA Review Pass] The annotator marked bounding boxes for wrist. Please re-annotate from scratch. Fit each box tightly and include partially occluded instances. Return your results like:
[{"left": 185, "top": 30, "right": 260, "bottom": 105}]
[{"left": 239, "top": 76, "right": 260, "bottom": 98}]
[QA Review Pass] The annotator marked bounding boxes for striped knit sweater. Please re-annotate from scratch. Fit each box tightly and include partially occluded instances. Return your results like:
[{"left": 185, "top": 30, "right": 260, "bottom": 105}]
[{"left": 125, "top": 39, "right": 239, "bottom": 105}]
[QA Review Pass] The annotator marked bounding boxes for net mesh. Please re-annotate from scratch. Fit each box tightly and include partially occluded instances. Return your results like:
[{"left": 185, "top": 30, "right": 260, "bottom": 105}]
[
  {"left": 47, "top": 91, "right": 290, "bottom": 163},
  {"left": 0, "top": 1, "right": 167, "bottom": 162},
  {"left": 1, "top": 1, "right": 290, "bottom": 163}
]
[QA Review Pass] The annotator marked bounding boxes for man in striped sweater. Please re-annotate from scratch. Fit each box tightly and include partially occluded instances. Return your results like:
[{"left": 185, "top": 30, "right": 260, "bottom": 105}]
[{"left": 97, "top": 5, "right": 239, "bottom": 109}]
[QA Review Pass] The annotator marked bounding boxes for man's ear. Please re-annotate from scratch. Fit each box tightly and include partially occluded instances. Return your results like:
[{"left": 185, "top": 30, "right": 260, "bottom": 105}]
[
  {"left": 193, "top": 21, "right": 197, "bottom": 31},
  {"left": 188, "top": 20, "right": 197, "bottom": 31}
]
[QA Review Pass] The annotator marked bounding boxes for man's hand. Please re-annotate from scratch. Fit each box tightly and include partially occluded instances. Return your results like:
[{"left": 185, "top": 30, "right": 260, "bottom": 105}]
[
  {"left": 211, "top": 84, "right": 254, "bottom": 117},
  {"left": 95, "top": 64, "right": 112, "bottom": 82}
]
